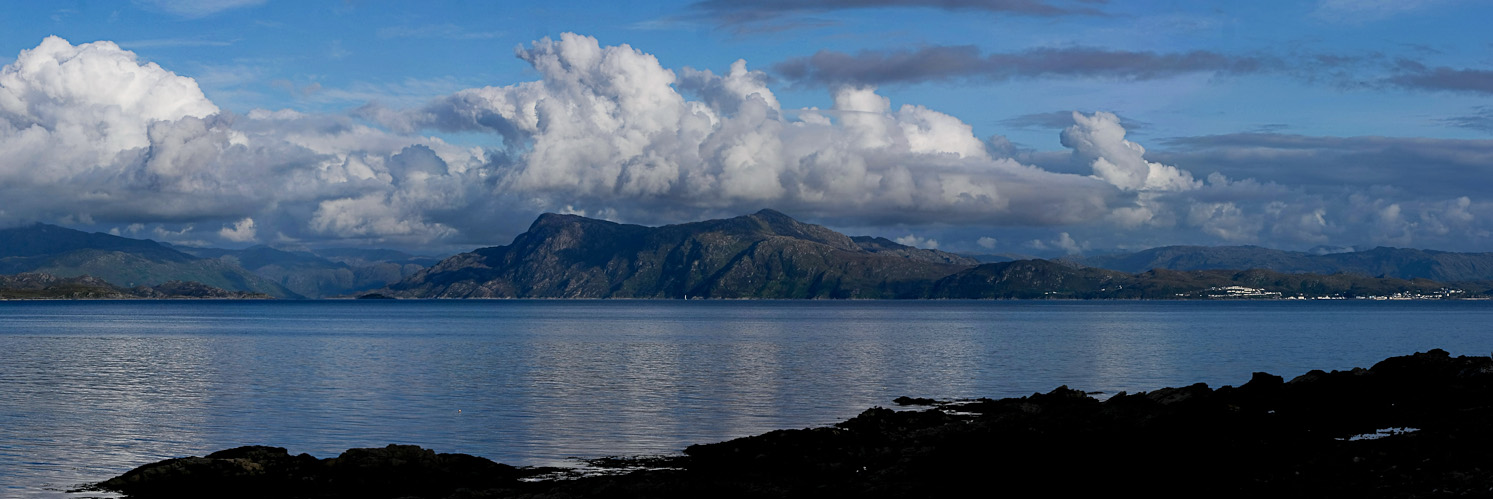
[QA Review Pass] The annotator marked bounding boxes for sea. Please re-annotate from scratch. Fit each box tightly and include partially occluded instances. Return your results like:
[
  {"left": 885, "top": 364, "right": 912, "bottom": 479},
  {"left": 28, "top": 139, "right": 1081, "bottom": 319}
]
[{"left": 2, "top": 299, "right": 1491, "bottom": 497}]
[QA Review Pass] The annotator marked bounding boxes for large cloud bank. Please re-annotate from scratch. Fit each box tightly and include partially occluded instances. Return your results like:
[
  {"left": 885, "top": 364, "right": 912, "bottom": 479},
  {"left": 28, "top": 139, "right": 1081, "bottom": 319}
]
[
  {"left": 373, "top": 33, "right": 1129, "bottom": 226},
  {"left": 2, "top": 34, "right": 1488, "bottom": 252},
  {"left": 0, "top": 37, "right": 491, "bottom": 246}
]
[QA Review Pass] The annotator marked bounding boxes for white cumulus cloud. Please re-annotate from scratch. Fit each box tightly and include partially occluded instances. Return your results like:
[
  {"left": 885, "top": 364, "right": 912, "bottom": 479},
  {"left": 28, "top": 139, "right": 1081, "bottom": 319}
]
[
  {"left": 370, "top": 33, "right": 1121, "bottom": 227},
  {"left": 218, "top": 217, "right": 257, "bottom": 242},
  {"left": 894, "top": 234, "right": 939, "bottom": 249},
  {"left": 1062, "top": 111, "right": 1200, "bottom": 192},
  {"left": 0, "top": 36, "right": 493, "bottom": 248}
]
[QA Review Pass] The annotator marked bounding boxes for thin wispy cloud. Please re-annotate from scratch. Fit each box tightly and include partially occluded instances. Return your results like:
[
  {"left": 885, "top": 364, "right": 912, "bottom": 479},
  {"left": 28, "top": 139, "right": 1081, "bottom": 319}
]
[
  {"left": 118, "top": 38, "right": 235, "bottom": 49},
  {"left": 50, "top": 8, "right": 79, "bottom": 23},
  {"left": 190, "top": 63, "right": 264, "bottom": 89},
  {"left": 315, "top": 77, "right": 476, "bottom": 107},
  {"left": 1441, "top": 107, "right": 1493, "bottom": 134},
  {"left": 133, "top": 0, "right": 266, "bottom": 18},
  {"left": 376, "top": 24, "right": 504, "bottom": 40},
  {"left": 1312, "top": 0, "right": 1456, "bottom": 23}
]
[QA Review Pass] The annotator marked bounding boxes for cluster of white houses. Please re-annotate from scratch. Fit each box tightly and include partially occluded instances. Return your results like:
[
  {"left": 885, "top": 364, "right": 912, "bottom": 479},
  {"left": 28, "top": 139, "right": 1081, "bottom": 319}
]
[{"left": 1182, "top": 286, "right": 1474, "bottom": 300}]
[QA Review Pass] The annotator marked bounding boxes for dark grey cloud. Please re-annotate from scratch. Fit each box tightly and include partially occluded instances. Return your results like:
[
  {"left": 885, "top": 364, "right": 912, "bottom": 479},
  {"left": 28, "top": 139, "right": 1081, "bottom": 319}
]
[
  {"left": 768, "top": 44, "right": 1493, "bottom": 97},
  {"left": 772, "top": 45, "right": 1271, "bottom": 86},
  {"left": 1154, "top": 133, "right": 1493, "bottom": 197},
  {"left": 1388, "top": 60, "right": 1493, "bottom": 94},
  {"left": 686, "top": 0, "right": 1106, "bottom": 33}
]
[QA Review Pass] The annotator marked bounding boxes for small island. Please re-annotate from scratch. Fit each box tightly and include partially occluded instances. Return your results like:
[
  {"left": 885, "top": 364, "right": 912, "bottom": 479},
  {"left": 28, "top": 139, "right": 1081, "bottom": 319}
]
[{"left": 88, "top": 349, "right": 1493, "bottom": 498}]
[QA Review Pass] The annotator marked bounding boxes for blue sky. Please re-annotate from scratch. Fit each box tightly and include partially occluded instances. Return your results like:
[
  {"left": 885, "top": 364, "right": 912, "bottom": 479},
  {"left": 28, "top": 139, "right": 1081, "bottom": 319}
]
[{"left": 1, "top": 0, "right": 1491, "bottom": 255}]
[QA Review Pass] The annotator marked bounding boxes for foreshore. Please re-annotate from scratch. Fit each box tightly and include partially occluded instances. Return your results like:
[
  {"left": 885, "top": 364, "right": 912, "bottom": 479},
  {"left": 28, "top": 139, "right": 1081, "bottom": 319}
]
[{"left": 88, "top": 349, "right": 1493, "bottom": 498}]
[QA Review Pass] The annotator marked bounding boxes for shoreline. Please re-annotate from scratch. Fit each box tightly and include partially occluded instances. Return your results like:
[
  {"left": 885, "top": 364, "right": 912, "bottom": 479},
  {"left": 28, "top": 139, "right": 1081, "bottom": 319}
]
[
  {"left": 89, "top": 349, "right": 1493, "bottom": 498},
  {"left": 7, "top": 294, "right": 1493, "bottom": 301}
]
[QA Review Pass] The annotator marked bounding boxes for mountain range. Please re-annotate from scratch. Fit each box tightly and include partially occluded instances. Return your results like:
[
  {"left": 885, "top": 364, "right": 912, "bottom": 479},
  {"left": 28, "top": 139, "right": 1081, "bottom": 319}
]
[
  {"left": 374, "top": 210, "right": 1479, "bottom": 299},
  {"left": 171, "top": 245, "right": 435, "bottom": 298},
  {"left": 6, "top": 211, "right": 1493, "bottom": 300}
]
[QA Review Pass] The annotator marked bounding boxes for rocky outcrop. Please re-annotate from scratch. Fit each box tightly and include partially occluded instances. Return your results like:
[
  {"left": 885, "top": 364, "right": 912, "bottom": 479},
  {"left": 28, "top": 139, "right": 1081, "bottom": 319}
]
[
  {"left": 93, "top": 444, "right": 541, "bottom": 499},
  {"left": 93, "top": 350, "right": 1493, "bottom": 498},
  {"left": 671, "top": 349, "right": 1493, "bottom": 497}
]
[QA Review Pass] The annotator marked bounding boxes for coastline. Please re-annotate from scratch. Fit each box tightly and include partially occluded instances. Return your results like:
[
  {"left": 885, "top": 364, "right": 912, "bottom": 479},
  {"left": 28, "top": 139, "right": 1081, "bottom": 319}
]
[{"left": 89, "top": 349, "right": 1493, "bottom": 498}]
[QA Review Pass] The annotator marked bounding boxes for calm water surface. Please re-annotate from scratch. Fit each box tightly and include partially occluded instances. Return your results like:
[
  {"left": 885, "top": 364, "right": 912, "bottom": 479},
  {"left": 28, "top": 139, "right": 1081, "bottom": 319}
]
[{"left": 2, "top": 299, "right": 1491, "bottom": 496}]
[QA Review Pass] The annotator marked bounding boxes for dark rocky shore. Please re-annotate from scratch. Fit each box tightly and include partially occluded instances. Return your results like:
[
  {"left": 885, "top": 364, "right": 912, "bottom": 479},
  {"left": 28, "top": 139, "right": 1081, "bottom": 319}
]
[{"left": 89, "top": 349, "right": 1493, "bottom": 498}]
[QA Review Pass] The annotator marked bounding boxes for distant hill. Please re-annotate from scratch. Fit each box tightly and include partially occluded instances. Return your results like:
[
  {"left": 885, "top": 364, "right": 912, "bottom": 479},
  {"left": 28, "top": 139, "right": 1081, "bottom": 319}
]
[
  {"left": 381, "top": 209, "right": 974, "bottom": 298},
  {"left": 313, "top": 248, "right": 441, "bottom": 268},
  {"left": 848, "top": 237, "right": 980, "bottom": 265},
  {"left": 172, "top": 245, "right": 432, "bottom": 298},
  {"left": 1071, "top": 245, "right": 1493, "bottom": 282},
  {"left": 955, "top": 252, "right": 1031, "bottom": 264},
  {"left": 931, "top": 260, "right": 1454, "bottom": 299},
  {"left": 0, "top": 224, "right": 297, "bottom": 298},
  {"left": 0, "top": 272, "right": 272, "bottom": 299}
]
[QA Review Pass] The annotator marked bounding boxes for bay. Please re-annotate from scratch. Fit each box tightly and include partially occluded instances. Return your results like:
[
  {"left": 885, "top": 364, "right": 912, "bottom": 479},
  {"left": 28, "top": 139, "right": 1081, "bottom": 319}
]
[{"left": 1, "top": 299, "right": 1491, "bottom": 497}]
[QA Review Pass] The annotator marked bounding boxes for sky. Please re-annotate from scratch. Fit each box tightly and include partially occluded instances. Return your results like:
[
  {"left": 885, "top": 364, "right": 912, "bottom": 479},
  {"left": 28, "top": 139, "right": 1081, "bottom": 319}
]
[{"left": 0, "top": 0, "right": 1491, "bottom": 256}]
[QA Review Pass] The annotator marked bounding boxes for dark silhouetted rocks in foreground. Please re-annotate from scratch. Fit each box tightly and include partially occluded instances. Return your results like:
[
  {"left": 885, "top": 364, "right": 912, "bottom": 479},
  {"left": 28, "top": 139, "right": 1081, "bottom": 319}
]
[
  {"left": 92, "top": 444, "right": 547, "bottom": 499},
  {"left": 91, "top": 349, "right": 1493, "bottom": 498}
]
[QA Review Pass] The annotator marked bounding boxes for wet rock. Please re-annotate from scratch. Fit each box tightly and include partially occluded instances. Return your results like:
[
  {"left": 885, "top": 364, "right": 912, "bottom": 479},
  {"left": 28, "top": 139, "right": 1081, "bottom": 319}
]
[
  {"left": 1144, "top": 381, "right": 1211, "bottom": 405},
  {"left": 1241, "top": 371, "right": 1284, "bottom": 390},
  {"left": 891, "top": 396, "right": 938, "bottom": 406},
  {"left": 95, "top": 444, "right": 534, "bottom": 499}
]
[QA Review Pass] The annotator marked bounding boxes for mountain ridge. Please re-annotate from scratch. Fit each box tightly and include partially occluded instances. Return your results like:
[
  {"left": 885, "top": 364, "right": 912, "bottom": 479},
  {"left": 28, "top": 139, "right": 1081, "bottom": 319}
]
[
  {"left": 377, "top": 211, "right": 1481, "bottom": 299},
  {"left": 171, "top": 244, "right": 431, "bottom": 298},
  {"left": 7, "top": 215, "right": 1493, "bottom": 300},
  {"left": 382, "top": 209, "right": 973, "bottom": 299}
]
